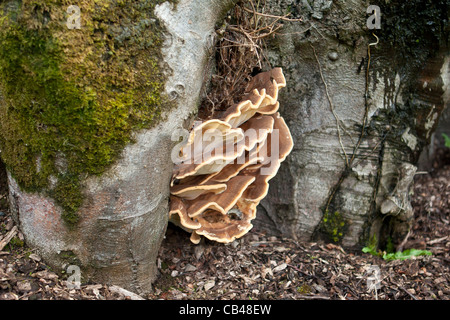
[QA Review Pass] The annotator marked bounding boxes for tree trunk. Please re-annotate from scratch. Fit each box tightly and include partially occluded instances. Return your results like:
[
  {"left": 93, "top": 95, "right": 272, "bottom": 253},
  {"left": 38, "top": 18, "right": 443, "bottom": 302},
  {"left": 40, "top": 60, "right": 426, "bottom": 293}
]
[
  {"left": 0, "top": 0, "right": 448, "bottom": 294},
  {"left": 254, "top": 0, "right": 449, "bottom": 251},
  {"left": 0, "top": 0, "right": 236, "bottom": 294}
]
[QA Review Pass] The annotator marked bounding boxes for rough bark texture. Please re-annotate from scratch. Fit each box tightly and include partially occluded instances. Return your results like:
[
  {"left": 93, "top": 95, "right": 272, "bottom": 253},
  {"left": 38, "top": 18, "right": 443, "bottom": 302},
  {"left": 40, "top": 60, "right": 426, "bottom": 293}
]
[
  {"left": 1, "top": 0, "right": 448, "bottom": 294},
  {"left": 419, "top": 94, "right": 450, "bottom": 171},
  {"left": 1, "top": 0, "right": 236, "bottom": 294},
  {"left": 254, "top": 0, "right": 449, "bottom": 251}
]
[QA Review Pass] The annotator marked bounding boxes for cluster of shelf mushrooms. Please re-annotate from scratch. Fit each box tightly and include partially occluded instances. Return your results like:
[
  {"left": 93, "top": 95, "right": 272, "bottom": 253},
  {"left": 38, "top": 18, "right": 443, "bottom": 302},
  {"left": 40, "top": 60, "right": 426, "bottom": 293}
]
[{"left": 169, "top": 68, "right": 293, "bottom": 244}]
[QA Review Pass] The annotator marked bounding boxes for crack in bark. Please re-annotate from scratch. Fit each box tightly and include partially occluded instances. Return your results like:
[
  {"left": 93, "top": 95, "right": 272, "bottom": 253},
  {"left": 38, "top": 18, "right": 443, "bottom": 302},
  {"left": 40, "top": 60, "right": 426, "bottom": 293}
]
[{"left": 361, "top": 133, "right": 386, "bottom": 246}]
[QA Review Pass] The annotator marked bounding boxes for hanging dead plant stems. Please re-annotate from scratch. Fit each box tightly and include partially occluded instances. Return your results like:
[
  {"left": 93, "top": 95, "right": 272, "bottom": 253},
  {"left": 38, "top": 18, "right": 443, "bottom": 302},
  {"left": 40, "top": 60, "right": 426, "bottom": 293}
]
[
  {"left": 321, "top": 33, "right": 381, "bottom": 213},
  {"left": 199, "top": 0, "right": 304, "bottom": 120},
  {"left": 242, "top": 6, "right": 303, "bottom": 22},
  {"left": 310, "top": 43, "right": 350, "bottom": 167},
  {"left": 366, "top": 33, "right": 379, "bottom": 93},
  {"left": 227, "top": 24, "right": 284, "bottom": 40},
  {"left": 232, "top": 1, "right": 304, "bottom": 43},
  {"left": 349, "top": 33, "right": 379, "bottom": 165}
]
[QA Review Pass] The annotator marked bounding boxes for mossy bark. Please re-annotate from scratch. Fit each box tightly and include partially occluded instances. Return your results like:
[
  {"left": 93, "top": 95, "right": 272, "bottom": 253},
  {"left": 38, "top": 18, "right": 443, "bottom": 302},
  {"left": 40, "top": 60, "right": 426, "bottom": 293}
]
[
  {"left": 0, "top": 0, "right": 235, "bottom": 293},
  {"left": 0, "top": 0, "right": 174, "bottom": 225}
]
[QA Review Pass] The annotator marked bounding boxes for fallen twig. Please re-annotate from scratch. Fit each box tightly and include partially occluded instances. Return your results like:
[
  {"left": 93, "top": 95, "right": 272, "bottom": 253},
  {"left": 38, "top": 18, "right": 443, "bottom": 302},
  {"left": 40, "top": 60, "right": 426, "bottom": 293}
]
[
  {"left": 427, "top": 236, "right": 448, "bottom": 245},
  {"left": 0, "top": 226, "right": 18, "bottom": 251},
  {"left": 287, "top": 264, "right": 321, "bottom": 281},
  {"left": 109, "top": 285, "right": 145, "bottom": 300},
  {"left": 297, "top": 294, "right": 331, "bottom": 300},
  {"left": 399, "top": 286, "right": 418, "bottom": 300}
]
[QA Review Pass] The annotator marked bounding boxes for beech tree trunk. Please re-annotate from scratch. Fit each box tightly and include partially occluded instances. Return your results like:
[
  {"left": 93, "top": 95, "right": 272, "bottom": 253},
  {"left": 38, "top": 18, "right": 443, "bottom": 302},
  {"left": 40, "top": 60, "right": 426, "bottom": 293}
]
[
  {"left": 0, "top": 0, "right": 448, "bottom": 294},
  {"left": 0, "top": 0, "right": 237, "bottom": 294},
  {"left": 255, "top": 0, "right": 449, "bottom": 251}
]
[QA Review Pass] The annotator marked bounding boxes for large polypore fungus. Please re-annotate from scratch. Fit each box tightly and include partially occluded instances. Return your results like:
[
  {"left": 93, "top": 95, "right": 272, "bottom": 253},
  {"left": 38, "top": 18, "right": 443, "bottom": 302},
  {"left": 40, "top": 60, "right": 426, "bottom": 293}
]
[{"left": 169, "top": 68, "right": 293, "bottom": 244}]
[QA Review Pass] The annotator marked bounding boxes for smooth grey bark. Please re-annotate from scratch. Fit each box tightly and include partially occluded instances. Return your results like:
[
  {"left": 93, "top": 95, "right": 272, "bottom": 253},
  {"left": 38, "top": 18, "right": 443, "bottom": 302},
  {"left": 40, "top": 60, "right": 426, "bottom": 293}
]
[
  {"left": 254, "top": 0, "right": 449, "bottom": 250},
  {"left": 5, "top": 0, "right": 236, "bottom": 294},
  {"left": 3, "top": 0, "right": 448, "bottom": 294}
]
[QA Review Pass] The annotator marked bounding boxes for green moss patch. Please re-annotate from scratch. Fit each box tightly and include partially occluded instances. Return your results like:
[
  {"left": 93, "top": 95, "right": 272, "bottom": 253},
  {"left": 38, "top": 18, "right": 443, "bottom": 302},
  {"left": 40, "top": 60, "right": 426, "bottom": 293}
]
[
  {"left": 319, "top": 210, "right": 348, "bottom": 243},
  {"left": 0, "top": 0, "right": 175, "bottom": 226}
]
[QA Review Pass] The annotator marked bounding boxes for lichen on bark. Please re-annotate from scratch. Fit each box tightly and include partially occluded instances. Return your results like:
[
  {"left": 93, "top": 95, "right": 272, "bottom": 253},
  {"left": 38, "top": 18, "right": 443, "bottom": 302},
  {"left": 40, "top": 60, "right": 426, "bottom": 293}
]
[{"left": 0, "top": 0, "right": 176, "bottom": 226}]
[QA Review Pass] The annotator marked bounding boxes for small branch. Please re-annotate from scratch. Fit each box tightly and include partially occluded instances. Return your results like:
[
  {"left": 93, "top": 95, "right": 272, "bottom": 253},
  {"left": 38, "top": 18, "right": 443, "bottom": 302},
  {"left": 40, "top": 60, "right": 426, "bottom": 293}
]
[
  {"left": 250, "top": 25, "right": 284, "bottom": 40},
  {"left": 0, "top": 226, "right": 18, "bottom": 251},
  {"left": 109, "top": 285, "right": 145, "bottom": 300},
  {"left": 227, "top": 23, "right": 282, "bottom": 40},
  {"left": 242, "top": 6, "right": 303, "bottom": 22},
  {"left": 427, "top": 235, "right": 449, "bottom": 245},
  {"left": 399, "top": 286, "right": 418, "bottom": 300},
  {"left": 297, "top": 294, "right": 331, "bottom": 300},
  {"left": 287, "top": 264, "right": 321, "bottom": 281}
]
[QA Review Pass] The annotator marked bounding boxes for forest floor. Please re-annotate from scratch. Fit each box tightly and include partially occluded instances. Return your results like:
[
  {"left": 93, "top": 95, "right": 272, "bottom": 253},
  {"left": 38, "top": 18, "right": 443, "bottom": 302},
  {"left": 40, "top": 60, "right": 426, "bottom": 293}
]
[{"left": 0, "top": 148, "right": 448, "bottom": 300}]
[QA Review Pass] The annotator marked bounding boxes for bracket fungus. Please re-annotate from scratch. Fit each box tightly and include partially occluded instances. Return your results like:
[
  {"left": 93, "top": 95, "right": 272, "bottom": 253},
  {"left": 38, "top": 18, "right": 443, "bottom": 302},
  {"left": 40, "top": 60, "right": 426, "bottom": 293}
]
[{"left": 169, "top": 68, "right": 293, "bottom": 244}]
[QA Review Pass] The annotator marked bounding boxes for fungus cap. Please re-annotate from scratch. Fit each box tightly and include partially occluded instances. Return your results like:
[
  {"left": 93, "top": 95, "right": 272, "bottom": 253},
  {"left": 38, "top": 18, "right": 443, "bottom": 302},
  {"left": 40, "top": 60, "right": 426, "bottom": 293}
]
[{"left": 168, "top": 68, "right": 293, "bottom": 244}]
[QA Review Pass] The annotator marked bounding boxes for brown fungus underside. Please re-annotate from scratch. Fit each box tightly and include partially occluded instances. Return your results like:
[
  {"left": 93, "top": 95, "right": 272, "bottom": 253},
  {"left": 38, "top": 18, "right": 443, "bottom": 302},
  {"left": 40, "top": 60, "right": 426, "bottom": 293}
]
[{"left": 169, "top": 68, "right": 294, "bottom": 244}]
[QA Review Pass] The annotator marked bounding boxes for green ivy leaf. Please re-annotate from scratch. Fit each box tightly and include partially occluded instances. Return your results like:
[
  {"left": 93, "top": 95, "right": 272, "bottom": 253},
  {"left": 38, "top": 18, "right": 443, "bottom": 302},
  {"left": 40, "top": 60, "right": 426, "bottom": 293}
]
[
  {"left": 362, "top": 246, "right": 378, "bottom": 256},
  {"left": 442, "top": 133, "right": 450, "bottom": 148},
  {"left": 382, "top": 249, "right": 432, "bottom": 261}
]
